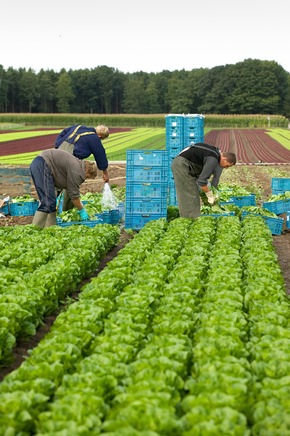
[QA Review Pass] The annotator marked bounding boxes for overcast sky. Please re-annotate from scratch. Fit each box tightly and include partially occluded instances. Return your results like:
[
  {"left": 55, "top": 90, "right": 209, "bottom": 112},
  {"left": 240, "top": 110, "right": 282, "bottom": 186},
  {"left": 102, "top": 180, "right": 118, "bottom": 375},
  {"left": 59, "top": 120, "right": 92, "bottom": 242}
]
[{"left": 1, "top": 0, "right": 289, "bottom": 74}]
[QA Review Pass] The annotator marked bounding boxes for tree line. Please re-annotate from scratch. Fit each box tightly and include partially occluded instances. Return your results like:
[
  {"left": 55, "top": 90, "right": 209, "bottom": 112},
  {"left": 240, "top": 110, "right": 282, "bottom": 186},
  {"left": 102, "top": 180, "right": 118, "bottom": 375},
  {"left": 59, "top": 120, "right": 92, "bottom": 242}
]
[{"left": 0, "top": 58, "right": 289, "bottom": 117}]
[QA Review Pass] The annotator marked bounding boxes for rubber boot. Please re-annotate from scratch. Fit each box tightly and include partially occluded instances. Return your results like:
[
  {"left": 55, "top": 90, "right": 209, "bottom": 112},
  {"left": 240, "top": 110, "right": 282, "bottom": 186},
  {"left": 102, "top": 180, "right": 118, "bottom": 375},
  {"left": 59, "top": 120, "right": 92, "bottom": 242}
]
[
  {"left": 45, "top": 211, "right": 57, "bottom": 227},
  {"left": 32, "top": 211, "right": 47, "bottom": 228}
]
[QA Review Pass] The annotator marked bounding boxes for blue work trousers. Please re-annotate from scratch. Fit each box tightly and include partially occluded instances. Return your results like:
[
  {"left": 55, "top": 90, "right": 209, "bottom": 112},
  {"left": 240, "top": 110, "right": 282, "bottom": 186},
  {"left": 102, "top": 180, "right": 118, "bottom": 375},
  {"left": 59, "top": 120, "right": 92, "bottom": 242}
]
[{"left": 30, "top": 156, "right": 56, "bottom": 213}]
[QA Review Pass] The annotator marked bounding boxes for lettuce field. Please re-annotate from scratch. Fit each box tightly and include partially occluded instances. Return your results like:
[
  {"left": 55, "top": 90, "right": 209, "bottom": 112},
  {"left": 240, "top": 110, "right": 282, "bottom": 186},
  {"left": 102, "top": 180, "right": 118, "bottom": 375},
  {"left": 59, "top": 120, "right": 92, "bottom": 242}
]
[
  {"left": 0, "top": 216, "right": 290, "bottom": 434},
  {"left": 1, "top": 125, "right": 290, "bottom": 434}
]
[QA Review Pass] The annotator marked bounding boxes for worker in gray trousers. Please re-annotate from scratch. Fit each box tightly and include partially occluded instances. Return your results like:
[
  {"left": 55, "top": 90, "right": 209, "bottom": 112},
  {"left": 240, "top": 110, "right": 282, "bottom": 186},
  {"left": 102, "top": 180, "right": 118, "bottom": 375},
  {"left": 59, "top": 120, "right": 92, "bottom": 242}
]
[{"left": 171, "top": 143, "right": 236, "bottom": 218}]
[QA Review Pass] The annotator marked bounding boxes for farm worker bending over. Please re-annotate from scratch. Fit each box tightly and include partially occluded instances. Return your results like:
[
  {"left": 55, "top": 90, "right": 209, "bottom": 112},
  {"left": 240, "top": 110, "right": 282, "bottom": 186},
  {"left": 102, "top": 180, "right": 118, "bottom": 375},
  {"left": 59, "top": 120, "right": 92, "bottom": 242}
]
[
  {"left": 171, "top": 142, "right": 236, "bottom": 219},
  {"left": 55, "top": 124, "right": 110, "bottom": 211},
  {"left": 30, "top": 149, "right": 98, "bottom": 228}
]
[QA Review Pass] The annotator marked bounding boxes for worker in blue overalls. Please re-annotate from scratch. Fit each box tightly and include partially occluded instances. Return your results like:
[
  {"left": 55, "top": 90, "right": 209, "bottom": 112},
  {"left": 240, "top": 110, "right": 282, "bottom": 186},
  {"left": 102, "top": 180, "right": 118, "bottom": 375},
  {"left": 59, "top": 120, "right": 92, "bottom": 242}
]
[{"left": 55, "top": 124, "right": 110, "bottom": 211}]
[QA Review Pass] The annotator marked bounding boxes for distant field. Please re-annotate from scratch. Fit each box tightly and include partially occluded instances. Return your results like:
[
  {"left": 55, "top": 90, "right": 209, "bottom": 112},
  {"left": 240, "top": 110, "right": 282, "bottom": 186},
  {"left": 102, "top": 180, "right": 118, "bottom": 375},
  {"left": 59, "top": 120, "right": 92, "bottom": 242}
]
[
  {"left": 0, "top": 127, "right": 290, "bottom": 164},
  {"left": 0, "top": 128, "right": 166, "bottom": 164},
  {"left": 266, "top": 128, "right": 290, "bottom": 150},
  {"left": 205, "top": 129, "right": 290, "bottom": 163},
  {"left": 0, "top": 130, "right": 61, "bottom": 142}
]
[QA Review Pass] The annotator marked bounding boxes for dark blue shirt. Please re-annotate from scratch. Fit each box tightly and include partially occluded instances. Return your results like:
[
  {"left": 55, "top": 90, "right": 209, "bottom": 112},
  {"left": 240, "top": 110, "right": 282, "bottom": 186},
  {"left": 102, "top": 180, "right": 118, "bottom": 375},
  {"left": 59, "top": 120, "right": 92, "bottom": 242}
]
[{"left": 55, "top": 125, "right": 108, "bottom": 171}]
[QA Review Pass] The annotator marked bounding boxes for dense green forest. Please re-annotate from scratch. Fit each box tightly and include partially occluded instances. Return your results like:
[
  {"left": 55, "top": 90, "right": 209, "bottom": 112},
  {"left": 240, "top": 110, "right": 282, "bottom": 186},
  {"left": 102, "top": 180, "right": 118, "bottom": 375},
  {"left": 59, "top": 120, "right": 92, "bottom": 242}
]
[{"left": 0, "top": 58, "right": 290, "bottom": 117}]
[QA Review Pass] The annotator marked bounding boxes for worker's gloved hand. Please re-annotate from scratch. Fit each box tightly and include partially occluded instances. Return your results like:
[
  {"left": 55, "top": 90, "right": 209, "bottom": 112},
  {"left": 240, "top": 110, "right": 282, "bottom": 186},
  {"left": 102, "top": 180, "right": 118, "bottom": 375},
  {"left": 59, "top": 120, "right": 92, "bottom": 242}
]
[
  {"left": 205, "top": 191, "right": 217, "bottom": 205},
  {"left": 78, "top": 208, "right": 90, "bottom": 221}
]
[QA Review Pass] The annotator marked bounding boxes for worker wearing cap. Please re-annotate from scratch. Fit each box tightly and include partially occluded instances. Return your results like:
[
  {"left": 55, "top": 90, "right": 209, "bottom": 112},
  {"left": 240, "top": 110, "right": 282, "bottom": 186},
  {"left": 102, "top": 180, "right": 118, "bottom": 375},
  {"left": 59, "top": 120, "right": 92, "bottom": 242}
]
[
  {"left": 171, "top": 142, "right": 236, "bottom": 218},
  {"left": 55, "top": 124, "right": 109, "bottom": 210}
]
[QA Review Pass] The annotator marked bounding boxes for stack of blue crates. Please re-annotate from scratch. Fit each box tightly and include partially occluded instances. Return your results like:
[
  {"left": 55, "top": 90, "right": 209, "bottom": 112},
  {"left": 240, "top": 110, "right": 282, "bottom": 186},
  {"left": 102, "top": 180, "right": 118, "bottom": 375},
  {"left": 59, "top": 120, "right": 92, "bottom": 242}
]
[
  {"left": 166, "top": 115, "right": 184, "bottom": 206},
  {"left": 184, "top": 114, "right": 205, "bottom": 145},
  {"left": 125, "top": 150, "right": 168, "bottom": 230},
  {"left": 263, "top": 177, "right": 290, "bottom": 216},
  {"left": 166, "top": 114, "right": 205, "bottom": 205}
]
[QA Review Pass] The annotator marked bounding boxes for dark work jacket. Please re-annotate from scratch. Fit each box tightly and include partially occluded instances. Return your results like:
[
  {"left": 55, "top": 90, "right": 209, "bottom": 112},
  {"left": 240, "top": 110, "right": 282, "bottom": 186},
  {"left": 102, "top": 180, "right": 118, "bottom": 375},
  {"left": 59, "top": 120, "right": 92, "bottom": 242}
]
[
  {"left": 55, "top": 125, "right": 108, "bottom": 171},
  {"left": 179, "top": 143, "right": 222, "bottom": 187}
]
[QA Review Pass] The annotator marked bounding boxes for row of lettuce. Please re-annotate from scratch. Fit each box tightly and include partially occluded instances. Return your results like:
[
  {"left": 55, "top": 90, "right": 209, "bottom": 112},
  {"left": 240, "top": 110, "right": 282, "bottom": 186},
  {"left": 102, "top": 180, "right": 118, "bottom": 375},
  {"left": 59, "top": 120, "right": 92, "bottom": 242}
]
[
  {"left": 0, "top": 224, "right": 120, "bottom": 364},
  {"left": 0, "top": 215, "right": 289, "bottom": 434}
]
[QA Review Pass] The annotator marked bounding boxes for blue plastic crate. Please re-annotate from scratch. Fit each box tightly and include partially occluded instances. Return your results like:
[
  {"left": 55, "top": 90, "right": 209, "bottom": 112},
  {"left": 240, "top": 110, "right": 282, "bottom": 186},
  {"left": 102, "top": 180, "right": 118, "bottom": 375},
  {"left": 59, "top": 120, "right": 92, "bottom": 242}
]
[
  {"left": 167, "top": 146, "right": 183, "bottom": 159},
  {"left": 168, "top": 191, "right": 178, "bottom": 206},
  {"left": 117, "top": 202, "right": 125, "bottom": 222},
  {"left": 201, "top": 212, "right": 235, "bottom": 217},
  {"left": 126, "top": 182, "right": 168, "bottom": 199},
  {"left": 185, "top": 136, "right": 205, "bottom": 145},
  {"left": 272, "top": 190, "right": 290, "bottom": 195},
  {"left": 165, "top": 114, "right": 184, "bottom": 129},
  {"left": 167, "top": 184, "right": 178, "bottom": 206},
  {"left": 126, "top": 150, "right": 168, "bottom": 167},
  {"left": 241, "top": 211, "right": 284, "bottom": 235},
  {"left": 96, "top": 210, "right": 111, "bottom": 223},
  {"left": 166, "top": 135, "right": 184, "bottom": 147},
  {"left": 126, "top": 198, "right": 167, "bottom": 215},
  {"left": 0, "top": 203, "right": 9, "bottom": 215},
  {"left": 109, "top": 209, "right": 121, "bottom": 224},
  {"left": 183, "top": 114, "right": 205, "bottom": 128},
  {"left": 286, "top": 211, "right": 290, "bottom": 229},
  {"left": 56, "top": 193, "right": 63, "bottom": 214},
  {"left": 271, "top": 178, "right": 290, "bottom": 193},
  {"left": 166, "top": 131, "right": 184, "bottom": 140},
  {"left": 230, "top": 194, "right": 256, "bottom": 208},
  {"left": 265, "top": 217, "right": 284, "bottom": 235},
  {"left": 166, "top": 129, "right": 184, "bottom": 142},
  {"left": 263, "top": 199, "right": 290, "bottom": 215},
  {"left": 125, "top": 213, "right": 166, "bottom": 230},
  {"left": 9, "top": 200, "right": 39, "bottom": 216},
  {"left": 167, "top": 168, "right": 175, "bottom": 181},
  {"left": 57, "top": 218, "right": 104, "bottom": 227},
  {"left": 126, "top": 166, "right": 168, "bottom": 183},
  {"left": 183, "top": 126, "right": 204, "bottom": 138},
  {"left": 167, "top": 180, "right": 176, "bottom": 191},
  {"left": 168, "top": 176, "right": 176, "bottom": 185},
  {"left": 218, "top": 200, "right": 236, "bottom": 206}
]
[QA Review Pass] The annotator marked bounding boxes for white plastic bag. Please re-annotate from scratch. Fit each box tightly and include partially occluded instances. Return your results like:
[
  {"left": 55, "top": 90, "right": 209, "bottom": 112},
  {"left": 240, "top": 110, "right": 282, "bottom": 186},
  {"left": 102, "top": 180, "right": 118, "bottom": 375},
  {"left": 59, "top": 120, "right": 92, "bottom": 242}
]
[{"left": 101, "top": 183, "right": 118, "bottom": 210}]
